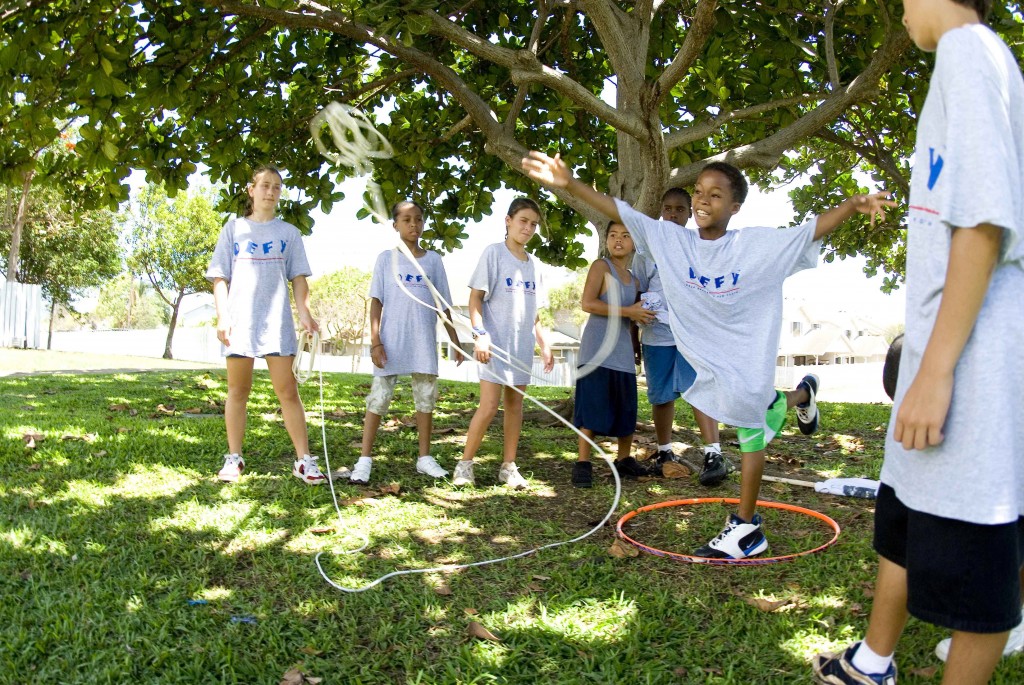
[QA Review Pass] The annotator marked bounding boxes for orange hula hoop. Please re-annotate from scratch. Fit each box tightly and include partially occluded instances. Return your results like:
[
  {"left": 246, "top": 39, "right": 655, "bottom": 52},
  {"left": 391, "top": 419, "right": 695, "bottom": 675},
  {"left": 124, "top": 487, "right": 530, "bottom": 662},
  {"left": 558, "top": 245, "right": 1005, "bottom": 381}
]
[{"left": 616, "top": 497, "right": 841, "bottom": 566}]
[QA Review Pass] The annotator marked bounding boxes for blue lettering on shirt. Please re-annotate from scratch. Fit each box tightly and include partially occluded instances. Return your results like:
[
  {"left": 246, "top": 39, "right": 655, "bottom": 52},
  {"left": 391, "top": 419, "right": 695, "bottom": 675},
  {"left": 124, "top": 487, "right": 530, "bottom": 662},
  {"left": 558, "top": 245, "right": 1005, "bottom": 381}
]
[
  {"left": 233, "top": 242, "right": 240, "bottom": 256},
  {"left": 245, "top": 241, "right": 258, "bottom": 255},
  {"left": 262, "top": 241, "right": 274, "bottom": 255},
  {"left": 280, "top": 239, "right": 287, "bottom": 253},
  {"left": 688, "top": 266, "right": 742, "bottom": 292},
  {"left": 504, "top": 277, "right": 535, "bottom": 291},
  {"left": 928, "top": 147, "right": 944, "bottom": 190}
]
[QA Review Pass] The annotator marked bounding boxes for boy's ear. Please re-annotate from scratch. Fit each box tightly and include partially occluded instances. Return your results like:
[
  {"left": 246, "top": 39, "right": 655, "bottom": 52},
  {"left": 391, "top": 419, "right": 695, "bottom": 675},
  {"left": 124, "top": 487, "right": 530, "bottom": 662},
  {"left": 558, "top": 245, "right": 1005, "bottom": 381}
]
[{"left": 730, "top": 201, "right": 742, "bottom": 216}]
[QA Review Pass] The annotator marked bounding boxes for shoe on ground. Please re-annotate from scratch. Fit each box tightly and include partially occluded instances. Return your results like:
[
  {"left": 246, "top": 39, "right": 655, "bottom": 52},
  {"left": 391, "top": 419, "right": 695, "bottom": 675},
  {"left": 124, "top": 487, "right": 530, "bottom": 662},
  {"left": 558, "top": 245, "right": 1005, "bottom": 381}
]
[
  {"left": 452, "top": 460, "right": 475, "bottom": 487},
  {"left": 812, "top": 642, "right": 897, "bottom": 684},
  {"left": 613, "top": 456, "right": 651, "bottom": 479},
  {"left": 694, "top": 513, "right": 769, "bottom": 559},
  {"left": 416, "top": 455, "right": 448, "bottom": 479},
  {"left": 348, "top": 457, "right": 372, "bottom": 485},
  {"left": 796, "top": 373, "right": 820, "bottom": 435},
  {"left": 935, "top": 612, "right": 1024, "bottom": 662},
  {"left": 293, "top": 454, "right": 327, "bottom": 485},
  {"left": 218, "top": 453, "right": 245, "bottom": 482},
  {"left": 698, "top": 450, "right": 728, "bottom": 486},
  {"left": 498, "top": 462, "right": 528, "bottom": 490},
  {"left": 572, "top": 461, "right": 593, "bottom": 488}
]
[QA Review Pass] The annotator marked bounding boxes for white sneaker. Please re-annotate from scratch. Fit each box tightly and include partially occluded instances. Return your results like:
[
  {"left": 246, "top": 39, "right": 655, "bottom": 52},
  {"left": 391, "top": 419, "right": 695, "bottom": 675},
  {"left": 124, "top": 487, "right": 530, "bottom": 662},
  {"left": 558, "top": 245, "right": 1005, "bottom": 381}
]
[
  {"left": 452, "top": 460, "right": 475, "bottom": 487},
  {"left": 349, "top": 457, "right": 372, "bottom": 485},
  {"left": 416, "top": 455, "right": 448, "bottom": 479},
  {"left": 292, "top": 455, "right": 326, "bottom": 485},
  {"left": 218, "top": 453, "right": 245, "bottom": 482},
  {"left": 498, "top": 462, "right": 528, "bottom": 490},
  {"left": 935, "top": 612, "right": 1024, "bottom": 662}
]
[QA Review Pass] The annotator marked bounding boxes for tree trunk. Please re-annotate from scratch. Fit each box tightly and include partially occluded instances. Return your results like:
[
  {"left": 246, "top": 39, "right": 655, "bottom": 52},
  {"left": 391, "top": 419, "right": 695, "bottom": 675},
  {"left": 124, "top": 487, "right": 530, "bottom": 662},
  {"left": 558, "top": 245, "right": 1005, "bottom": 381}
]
[
  {"left": 163, "top": 289, "right": 184, "bottom": 359},
  {"left": 6, "top": 169, "right": 35, "bottom": 283},
  {"left": 47, "top": 299, "right": 56, "bottom": 350}
]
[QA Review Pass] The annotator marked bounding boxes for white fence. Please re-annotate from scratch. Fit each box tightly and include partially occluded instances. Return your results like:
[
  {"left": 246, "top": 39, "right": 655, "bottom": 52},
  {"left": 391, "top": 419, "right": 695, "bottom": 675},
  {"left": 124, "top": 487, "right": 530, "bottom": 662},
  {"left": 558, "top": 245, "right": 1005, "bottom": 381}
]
[
  {"left": 0, "top": 281, "right": 46, "bottom": 349},
  {"left": 48, "top": 327, "right": 892, "bottom": 402}
]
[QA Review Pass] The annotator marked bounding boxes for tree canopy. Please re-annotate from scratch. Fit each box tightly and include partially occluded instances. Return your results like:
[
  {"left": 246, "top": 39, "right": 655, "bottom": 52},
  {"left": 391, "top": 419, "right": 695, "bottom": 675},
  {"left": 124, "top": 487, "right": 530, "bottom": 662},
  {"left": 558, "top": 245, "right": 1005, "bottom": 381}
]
[{"left": 4, "top": 1, "right": 1023, "bottom": 288}]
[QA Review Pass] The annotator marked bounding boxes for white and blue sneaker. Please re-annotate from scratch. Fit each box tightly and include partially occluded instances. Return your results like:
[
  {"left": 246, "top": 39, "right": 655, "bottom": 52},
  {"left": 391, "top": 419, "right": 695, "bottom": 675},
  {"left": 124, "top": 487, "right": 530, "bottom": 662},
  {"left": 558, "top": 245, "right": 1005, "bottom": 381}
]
[
  {"left": 796, "top": 374, "right": 820, "bottom": 435},
  {"left": 695, "top": 513, "right": 769, "bottom": 559},
  {"left": 813, "top": 642, "right": 897, "bottom": 684}
]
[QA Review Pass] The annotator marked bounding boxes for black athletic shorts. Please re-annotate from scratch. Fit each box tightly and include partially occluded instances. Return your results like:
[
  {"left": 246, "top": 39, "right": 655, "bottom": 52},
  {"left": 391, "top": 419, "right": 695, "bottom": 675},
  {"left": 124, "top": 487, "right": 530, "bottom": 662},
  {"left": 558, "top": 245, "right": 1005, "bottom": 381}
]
[{"left": 874, "top": 483, "right": 1024, "bottom": 633}]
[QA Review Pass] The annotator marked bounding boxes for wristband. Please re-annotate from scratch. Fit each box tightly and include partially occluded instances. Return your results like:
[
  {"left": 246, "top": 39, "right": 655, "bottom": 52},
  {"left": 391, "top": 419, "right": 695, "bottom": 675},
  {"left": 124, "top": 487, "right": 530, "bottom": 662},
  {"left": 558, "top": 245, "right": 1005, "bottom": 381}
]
[
  {"left": 471, "top": 326, "right": 488, "bottom": 339},
  {"left": 372, "top": 343, "right": 383, "bottom": 349}
]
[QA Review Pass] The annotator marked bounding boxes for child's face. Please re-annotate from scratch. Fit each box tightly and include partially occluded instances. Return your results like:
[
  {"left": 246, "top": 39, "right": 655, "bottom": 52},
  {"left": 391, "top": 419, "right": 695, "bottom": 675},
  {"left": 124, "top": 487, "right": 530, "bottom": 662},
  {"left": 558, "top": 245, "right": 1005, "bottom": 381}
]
[
  {"left": 247, "top": 171, "right": 282, "bottom": 213},
  {"left": 692, "top": 170, "right": 741, "bottom": 232},
  {"left": 901, "top": 0, "right": 939, "bottom": 51},
  {"left": 505, "top": 208, "right": 541, "bottom": 246},
  {"left": 660, "top": 194, "right": 691, "bottom": 227},
  {"left": 392, "top": 204, "right": 424, "bottom": 244},
  {"left": 605, "top": 224, "right": 634, "bottom": 258}
]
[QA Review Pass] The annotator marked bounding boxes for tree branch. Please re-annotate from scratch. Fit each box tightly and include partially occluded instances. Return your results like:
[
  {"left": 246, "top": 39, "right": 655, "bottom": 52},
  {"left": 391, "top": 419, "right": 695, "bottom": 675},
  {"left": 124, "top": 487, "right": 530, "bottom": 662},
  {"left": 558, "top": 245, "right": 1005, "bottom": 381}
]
[
  {"left": 665, "top": 94, "right": 818, "bottom": 151},
  {"left": 577, "top": 0, "right": 634, "bottom": 80},
  {"left": 667, "top": 24, "right": 911, "bottom": 186},
  {"left": 654, "top": 0, "right": 718, "bottom": 99},
  {"left": 823, "top": 0, "right": 845, "bottom": 91},
  {"left": 505, "top": 0, "right": 550, "bottom": 134}
]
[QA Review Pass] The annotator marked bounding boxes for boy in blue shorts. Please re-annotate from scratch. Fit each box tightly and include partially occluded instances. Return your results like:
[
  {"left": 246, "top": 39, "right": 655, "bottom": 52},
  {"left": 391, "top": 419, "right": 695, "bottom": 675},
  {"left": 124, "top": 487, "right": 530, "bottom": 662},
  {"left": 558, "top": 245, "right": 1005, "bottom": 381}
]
[
  {"left": 522, "top": 152, "right": 891, "bottom": 559},
  {"left": 813, "top": 1, "right": 1024, "bottom": 683},
  {"left": 633, "top": 187, "right": 728, "bottom": 484}
]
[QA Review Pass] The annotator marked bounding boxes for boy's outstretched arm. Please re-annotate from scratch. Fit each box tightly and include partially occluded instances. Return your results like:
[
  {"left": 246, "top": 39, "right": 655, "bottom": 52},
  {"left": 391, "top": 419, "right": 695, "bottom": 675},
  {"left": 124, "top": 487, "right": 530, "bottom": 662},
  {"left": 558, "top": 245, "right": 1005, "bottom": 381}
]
[
  {"left": 813, "top": 192, "right": 896, "bottom": 240},
  {"left": 521, "top": 151, "right": 622, "bottom": 221},
  {"left": 894, "top": 224, "right": 1003, "bottom": 450}
]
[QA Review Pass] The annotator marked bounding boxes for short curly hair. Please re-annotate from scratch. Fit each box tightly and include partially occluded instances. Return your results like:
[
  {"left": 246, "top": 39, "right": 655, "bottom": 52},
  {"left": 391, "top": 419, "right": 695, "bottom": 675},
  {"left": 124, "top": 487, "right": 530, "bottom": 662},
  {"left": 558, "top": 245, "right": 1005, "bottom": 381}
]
[
  {"left": 952, "top": 0, "right": 992, "bottom": 19},
  {"left": 700, "top": 162, "right": 749, "bottom": 204}
]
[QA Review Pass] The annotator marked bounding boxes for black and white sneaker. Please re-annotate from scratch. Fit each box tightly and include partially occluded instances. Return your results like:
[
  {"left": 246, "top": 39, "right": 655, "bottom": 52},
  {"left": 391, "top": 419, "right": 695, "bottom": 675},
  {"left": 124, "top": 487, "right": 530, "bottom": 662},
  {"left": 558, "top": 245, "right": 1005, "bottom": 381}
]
[
  {"left": 812, "top": 642, "right": 897, "bottom": 684},
  {"left": 694, "top": 513, "right": 768, "bottom": 559},
  {"left": 698, "top": 449, "right": 728, "bottom": 486},
  {"left": 796, "top": 373, "right": 820, "bottom": 435}
]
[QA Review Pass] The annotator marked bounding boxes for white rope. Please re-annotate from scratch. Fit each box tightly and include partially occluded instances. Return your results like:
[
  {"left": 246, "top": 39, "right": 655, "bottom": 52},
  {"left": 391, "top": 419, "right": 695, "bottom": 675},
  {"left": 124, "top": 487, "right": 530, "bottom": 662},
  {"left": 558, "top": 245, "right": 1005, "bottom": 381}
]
[
  {"left": 308, "top": 100, "right": 632, "bottom": 592},
  {"left": 292, "top": 330, "right": 319, "bottom": 383}
]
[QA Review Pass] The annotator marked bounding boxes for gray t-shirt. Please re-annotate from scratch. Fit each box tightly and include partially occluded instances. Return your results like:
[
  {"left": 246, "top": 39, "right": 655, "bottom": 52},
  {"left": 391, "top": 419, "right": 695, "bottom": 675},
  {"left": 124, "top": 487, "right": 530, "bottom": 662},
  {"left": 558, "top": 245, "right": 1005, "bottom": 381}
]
[
  {"left": 632, "top": 253, "right": 675, "bottom": 347},
  {"left": 617, "top": 199, "right": 819, "bottom": 428},
  {"left": 369, "top": 248, "right": 453, "bottom": 377},
  {"left": 882, "top": 25, "right": 1024, "bottom": 524},
  {"left": 577, "top": 258, "right": 638, "bottom": 374},
  {"left": 206, "top": 217, "right": 311, "bottom": 357},
  {"left": 468, "top": 242, "right": 547, "bottom": 386}
]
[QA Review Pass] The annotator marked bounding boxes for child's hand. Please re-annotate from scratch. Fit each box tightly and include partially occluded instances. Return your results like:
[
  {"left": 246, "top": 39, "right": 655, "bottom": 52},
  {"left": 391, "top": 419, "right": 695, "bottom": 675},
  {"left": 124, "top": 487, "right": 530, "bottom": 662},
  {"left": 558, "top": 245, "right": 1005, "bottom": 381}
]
[
  {"left": 298, "top": 312, "right": 320, "bottom": 334},
  {"left": 624, "top": 302, "right": 656, "bottom": 325},
  {"left": 452, "top": 345, "right": 466, "bottom": 367},
  {"left": 850, "top": 191, "right": 897, "bottom": 228},
  {"left": 474, "top": 335, "right": 491, "bottom": 364},
  {"left": 521, "top": 151, "right": 571, "bottom": 189},
  {"left": 371, "top": 343, "right": 387, "bottom": 369},
  {"left": 893, "top": 370, "right": 953, "bottom": 450},
  {"left": 217, "top": 318, "right": 232, "bottom": 348},
  {"left": 541, "top": 345, "right": 554, "bottom": 373}
]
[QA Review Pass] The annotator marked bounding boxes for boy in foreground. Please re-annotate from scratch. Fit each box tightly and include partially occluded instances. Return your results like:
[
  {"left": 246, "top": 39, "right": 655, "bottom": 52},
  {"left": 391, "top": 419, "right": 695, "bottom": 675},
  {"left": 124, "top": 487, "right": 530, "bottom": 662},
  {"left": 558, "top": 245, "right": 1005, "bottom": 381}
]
[
  {"left": 813, "top": 1, "right": 1024, "bottom": 683},
  {"left": 522, "top": 152, "right": 891, "bottom": 559}
]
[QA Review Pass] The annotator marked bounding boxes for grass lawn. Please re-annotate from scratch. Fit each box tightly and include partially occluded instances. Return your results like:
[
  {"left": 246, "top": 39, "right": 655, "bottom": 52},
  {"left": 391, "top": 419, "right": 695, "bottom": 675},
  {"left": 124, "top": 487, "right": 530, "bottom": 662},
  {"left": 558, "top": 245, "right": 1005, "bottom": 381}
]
[{"left": 2, "top": 369, "right": 1021, "bottom": 684}]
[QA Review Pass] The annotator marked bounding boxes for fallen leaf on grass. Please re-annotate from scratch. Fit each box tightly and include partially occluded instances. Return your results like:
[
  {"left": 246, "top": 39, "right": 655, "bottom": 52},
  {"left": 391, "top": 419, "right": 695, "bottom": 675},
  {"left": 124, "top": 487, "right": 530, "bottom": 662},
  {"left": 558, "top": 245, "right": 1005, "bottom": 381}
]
[
  {"left": 673, "top": 667, "right": 688, "bottom": 677},
  {"left": 660, "top": 462, "right": 690, "bottom": 479},
  {"left": 608, "top": 539, "right": 639, "bottom": 559},
  {"left": 532, "top": 574, "right": 551, "bottom": 581},
  {"left": 463, "top": 607, "right": 478, "bottom": 616},
  {"left": 61, "top": 433, "right": 98, "bottom": 442},
  {"left": 434, "top": 584, "right": 453, "bottom": 596},
  {"left": 183, "top": 407, "right": 204, "bottom": 414},
  {"left": 22, "top": 432, "right": 44, "bottom": 449},
  {"left": 309, "top": 526, "right": 334, "bottom": 535},
  {"left": 298, "top": 646, "right": 323, "bottom": 656},
  {"left": 92, "top": 450, "right": 108, "bottom": 458},
  {"left": 908, "top": 666, "right": 939, "bottom": 678},
  {"left": 432, "top": 427, "right": 456, "bottom": 435},
  {"left": 155, "top": 403, "right": 176, "bottom": 415},
  {"left": 467, "top": 621, "right": 501, "bottom": 642},
  {"left": 378, "top": 483, "right": 401, "bottom": 496},
  {"left": 27, "top": 463, "right": 41, "bottom": 471},
  {"left": 117, "top": 427, "right": 130, "bottom": 433},
  {"left": 526, "top": 583, "right": 544, "bottom": 593},
  {"left": 108, "top": 403, "right": 130, "bottom": 412},
  {"left": 744, "top": 596, "right": 792, "bottom": 613}
]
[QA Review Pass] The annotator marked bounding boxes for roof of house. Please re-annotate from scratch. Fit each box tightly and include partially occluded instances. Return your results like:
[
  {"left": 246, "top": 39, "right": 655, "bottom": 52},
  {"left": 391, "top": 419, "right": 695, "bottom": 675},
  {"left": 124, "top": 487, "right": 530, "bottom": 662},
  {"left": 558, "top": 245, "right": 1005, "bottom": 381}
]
[{"left": 778, "top": 323, "right": 856, "bottom": 357}]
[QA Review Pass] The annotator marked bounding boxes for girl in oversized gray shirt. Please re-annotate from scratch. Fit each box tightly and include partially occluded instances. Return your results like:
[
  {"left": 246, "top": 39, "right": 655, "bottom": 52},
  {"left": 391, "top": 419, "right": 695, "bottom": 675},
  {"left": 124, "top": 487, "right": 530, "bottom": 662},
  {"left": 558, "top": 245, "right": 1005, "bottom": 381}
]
[{"left": 205, "top": 166, "right": 324, "bottom": 487}]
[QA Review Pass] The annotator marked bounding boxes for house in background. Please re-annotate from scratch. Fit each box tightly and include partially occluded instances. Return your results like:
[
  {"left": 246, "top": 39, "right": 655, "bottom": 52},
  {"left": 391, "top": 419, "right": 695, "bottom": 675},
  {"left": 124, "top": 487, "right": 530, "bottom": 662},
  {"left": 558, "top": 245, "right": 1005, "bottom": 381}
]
[{"left": 777, "top": 299, "right": 891, "bottom": 366}]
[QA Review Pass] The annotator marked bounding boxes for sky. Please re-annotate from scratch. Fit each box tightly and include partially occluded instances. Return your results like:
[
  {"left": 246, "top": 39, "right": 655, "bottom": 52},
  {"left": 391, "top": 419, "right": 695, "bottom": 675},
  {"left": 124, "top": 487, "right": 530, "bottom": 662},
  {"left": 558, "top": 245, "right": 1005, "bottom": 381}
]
[{"left": 301, "top": 175, "right": 907, "bottom": 326}]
